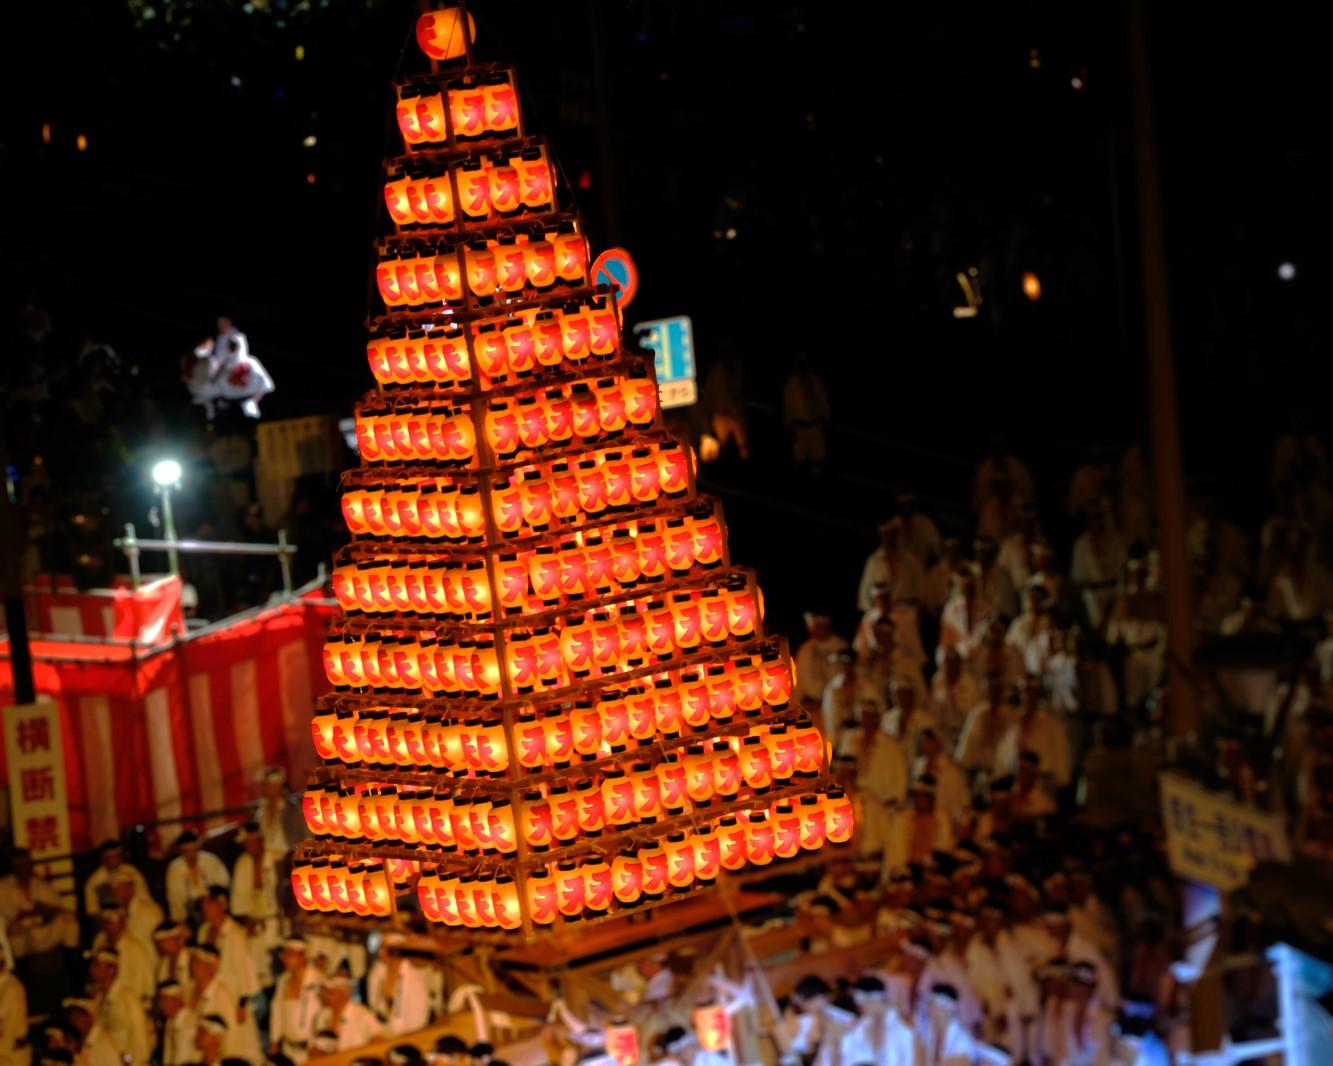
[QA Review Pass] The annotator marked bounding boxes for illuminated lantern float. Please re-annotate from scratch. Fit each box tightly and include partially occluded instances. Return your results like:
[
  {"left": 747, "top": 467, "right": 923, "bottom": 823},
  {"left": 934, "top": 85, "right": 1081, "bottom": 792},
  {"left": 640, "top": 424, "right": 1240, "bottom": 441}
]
[{"left": 294, "top": 4, "right": 849, "bottom": 936}]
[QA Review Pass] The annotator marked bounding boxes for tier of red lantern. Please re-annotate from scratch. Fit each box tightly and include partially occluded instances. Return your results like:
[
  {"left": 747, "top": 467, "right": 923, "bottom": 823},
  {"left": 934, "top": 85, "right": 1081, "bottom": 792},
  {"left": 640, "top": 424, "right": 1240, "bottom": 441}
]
[
  {"left": 384, "top": 145, "right": 553, "bottom": 230},
  {"left": 354, "top": 403, "right": 476, "bottom": 465},
  {"left": 366, "top": 295, "right": 620, "bottom": 390},
  {"left": 339, "top": 439, "right": 692, "bottom": 543},
  {"left": 321, "top": 574, "right": 761, "bottom": 694},
  {"left": 396, "top": 75, "right": 520, "bottom": 149},
  {"left": 302, "top": 720, "right": 825, "bottom": 850},
  {"left": 404, "top": 789, "right": 854, "bottom": 928},
  {"left": 311, "top": 645, "right": 792, "bottom": 773},
  {"left": 376, "top": 229, "right": 588, "bottom": 310},
  {"left": 331, "top": 506, "right": 723, "bottom": 620},
  {"left": 322, "top": 630, "right": 502, "bottom": 695},
  {"left": 290, "top": 856, "right": 395, "bottom": 917}
]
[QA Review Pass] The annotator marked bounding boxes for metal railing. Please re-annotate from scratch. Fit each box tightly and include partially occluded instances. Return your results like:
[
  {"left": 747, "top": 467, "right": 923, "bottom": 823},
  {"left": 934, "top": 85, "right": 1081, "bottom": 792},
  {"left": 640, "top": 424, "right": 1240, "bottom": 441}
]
[{"left": 114, "top": 522, "right": 298, "bottom": 595}]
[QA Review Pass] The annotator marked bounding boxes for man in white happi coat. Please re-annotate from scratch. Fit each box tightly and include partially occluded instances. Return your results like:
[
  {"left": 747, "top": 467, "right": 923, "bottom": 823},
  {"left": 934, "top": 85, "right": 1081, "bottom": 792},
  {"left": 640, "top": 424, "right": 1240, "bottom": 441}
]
[
  {"left": 846, "top": 975, "right": 924, "bottom": 1066},
  {"left": 196, "top": 887, "right": 260, "bottom": 1011},
  {"left": 997, "top": 503, "right": 1041, "bottom": 592},
  {"left": 313, "top": 970, "right": 383, "bottom": 1051},
  {"left": 165, "top": 832, "right": 230, "bottom": 924},
  {"left": 849, "top": 702, "right": 908, "bottom": 865},
  {"left": 930, "top": 648, "right": 980, "bottom": 748},
  {"left": 820, "top": 649, "right": 860, "bottom": 747},
  {"left": 88, "top": 948, "right": 152, "bottom": 1066},
  {"left": 62, "top": 998, "right": 122, "bottom": 1066},
  {"left": 975, "top": 536, "right": 1018, "bottom": 620},
  {"left": 965, "top": 898, "right": 1024, "bottom": 1051},
  {"left": 153, "top": 923, "right": 194, "bottom": 997},
  {"left": 911, "top": 728, "right": 970, "bottom": 830},
  {"left": 939, "top": 568, "right": 997, "bottom": 662},
  {"left": 956, "top": 677, "right": 1013, "bottom": 780},
  {"left": 917, "top": 983, "right": 987, "bottom": 1066},
  {"left": 858, "top": 519, "right": 928, "bottom": 612},
  {"left": 0, "top": 850, "right": 77, "bottom": 960},
  {"left": 884, "top": 778, "right": 953, "bottom": 880},
  {"left": 187, "top": 944, "right": 260, "bottom": 1065},
  {"left": 255, "top": 767, "right": 303, "bottom": 865},
  {"left": 0, "top": 951, "right": 28, "bottom": 1066},
  {"left": 1026, "top": 909, "right": 1118, "bottom": 1011},
  {"left": 888, "top": 680, "right": 937, "bottom": 762},
  {"left": 993, "top": 678, "right": 1071, "bottom": 789},
  {"left": 107, "top": 869, "right": 163, "bottom": 954},
  {"left": 268, "top": 939, "right": 323, "bottom": 1063},
  {"left": 794, "top": 611, "right": 850, "bottom": 709},
  {"left": 367, "top": 934, "right": 432, "bottom": 1037},
  {"left": 154, "top": 980, "right": 196, "bottom": 1066},
  {"left": 1070, "top": 503, "right": 1127, "bottom": 632},
  {"left": 228, "top": 824, "right": 279, "bottom": 991},
  {"left": 191, "top": 1013, "right": 230, "bottom": 1066},
  {"left": 83, "top": 841, "right": 150, "bottom": 920},
  {"left": 91, "top": 905, "right": 156, "bottom": 1005}
]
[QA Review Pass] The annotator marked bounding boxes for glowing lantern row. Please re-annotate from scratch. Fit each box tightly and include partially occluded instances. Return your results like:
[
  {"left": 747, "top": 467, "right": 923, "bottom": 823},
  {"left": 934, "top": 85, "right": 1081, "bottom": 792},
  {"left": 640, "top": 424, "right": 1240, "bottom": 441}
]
[
  {"left": 290, "top": 856, "right": 394, "bottom": 917},
  {"left": 310, "top": 645, "right": 793, "bottom": 773},
  {"left": 375, "top": 230, "right": 588, "bottom": 309},
  {"left": 512, "top": 653, "right": 795, "bottom": 770},
  {"left": 310, "top": 705, "right": 511, "bottom": 774},
  {"left": 322, "top": 630, "right": 501, "bottom": 695},
  {"left": 321, "top": 576, "right": 760, "bottom": 695},
  {"left": 303, "top": 721, "right": 824, "bottom": 850},
  {"left": 332, "top": 555, "right": 490, "bottom": 619},
  {"left": 482, "top": 377, "right": 657, "bottom": 456},
  {"left": 397, "top": 77, "right": 520, "bottom": 148},
  {"left": 366, "top": 296, "right": 621, "bottom": 390},
  {"left": 332, "top": 509, "right": 724, "bottom": 619},
  {"left": 354, "top": 403, "right": 476, "bottom": 465},
  {"left": 384, "top": 148, "right": 554, "bottom": 230},
  {"left": 339, "top": 440, "right": 691, "bottom": 542},
  {"left": 408, "top": 790, "right": 854, "bottom": 928},
  {"left": 487, "top": 442, "right": 692, "bottom": 535},
  {"left": 353, "top": 376, "right": 654, "bottom": 468},
  {"left": 503, "top": 580, "right": 762, "bottom": 693},
  {"left": 303, "top": 784, "right": 519, "bottom": 853}
]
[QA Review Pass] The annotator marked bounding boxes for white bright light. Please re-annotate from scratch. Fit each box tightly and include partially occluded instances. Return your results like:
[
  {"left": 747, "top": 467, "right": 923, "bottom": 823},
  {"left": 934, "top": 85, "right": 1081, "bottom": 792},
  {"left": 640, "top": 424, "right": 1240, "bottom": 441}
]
[
  {"left": 152, "top": 459, "right": 183, "bottom": 487},
  {"left": 1278, "top": 262, "right": 1296, "bottom": 281}
]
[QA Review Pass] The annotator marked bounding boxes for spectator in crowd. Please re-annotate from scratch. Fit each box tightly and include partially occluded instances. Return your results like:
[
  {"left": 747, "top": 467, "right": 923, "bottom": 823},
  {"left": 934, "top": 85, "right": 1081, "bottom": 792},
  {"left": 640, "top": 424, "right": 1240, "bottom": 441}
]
[
  {"left": 268, "top": 939, "right": 322, "bottom": 1064},
  {"left": 154, "top": 980, "right": 194, "bottom": 1066},
  {"left": 858, "top": 518, "right": 928, "bottom": 613},
  {"left": 228, "top": 825, "right": 279, "bottom": 994},
  {"left": 366, "top": 935, "right": 431, "bottom": 1038},
  {"left": 313, "top": 971, "right": 382, "bottom": 1051},
  {"left": 165, "top": 833, "right": 230, "bottom": 924},
  {"left": 793, "top": 610, "right": 849, "bottom": 709},
  {"left": 83, "top": 841, "right": 150, "bottom": 920}
]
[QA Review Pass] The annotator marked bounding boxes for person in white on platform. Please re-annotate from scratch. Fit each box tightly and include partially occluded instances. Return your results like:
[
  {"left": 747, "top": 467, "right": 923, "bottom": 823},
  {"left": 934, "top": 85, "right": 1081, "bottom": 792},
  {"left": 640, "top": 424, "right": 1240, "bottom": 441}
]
[
  {"left": 313, "top": 970, "right": 384, "bottom": 1051},
  {"left": 165, "top": 832, "right": 230, "bottom": 924},
  {"left": 0, "top": 850, "right": 78, "bottom": 959},
  {"left": 109, "top": 869, "right": 163, "bottom": 953},
  {"left": 228, "top": 824, "right": 279, "bottom": 992},
  {"left": 195, "top": 888, "right": 261, "bottom": 1034},
  {"left": 268, "top": 939, "right": 323, "bottom": 1064},
  {"left": 88, "top": 948, "right": 152, "bottom": 1066},
  {"left": 154, "top": 980, "right": 195, "bottom": 1066},
  {"left": 187, "top": 944, "right": 260, "bottom": 1065},
  {"left": 367, "top": 934, "right": 432, "bottom": 1037},
  {"left": 83, "top": 841, "right": 151, "bottom": 920},
  {"left": 0, "top": 950, "right": 28, "bottom": 1066}
]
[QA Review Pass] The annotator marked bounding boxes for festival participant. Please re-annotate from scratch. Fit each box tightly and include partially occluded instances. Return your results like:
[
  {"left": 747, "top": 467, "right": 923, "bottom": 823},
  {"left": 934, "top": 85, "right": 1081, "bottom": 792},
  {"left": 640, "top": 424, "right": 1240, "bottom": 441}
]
[
  {"left": 0, "top": 849, "right": 78, "bottom": 961},
  {"left": 228, "top": 825, "right": 279, "bottom": 992},
  {"left": 955, "top": 677, "right": 1012, "bottom": 781},
  {"left": 858, "top": 519, "right": 928, "bottom": 613},
  {"left": 993, "top": 677, "right": 1072, "bottom": 790},
  {"left": 90, "top": 905, "right": 156, "bottom": 1004},
  {"left": 154, "top": 980, "right": 196, "bottom": 1066},
  {"left": 164, "top": 833, "right": 230, "bottom": 924},
  {"left": 974, "top": 536, "right": 1018, "bottom": 621},
  {"left": 153, "top": 922, "right": 194, "bottom": 994},
  {"left": 852, "top": 703, "right": 909, "bottom": 864},
  {"left": 195, "top": 888, "right": 260, "bottom": 1016},
  {"left": 313, "top": 970, "right": 383, "bottom": 1051},
  {"left": 61, "top": 998, "right": 122, "bottom": 1066},
  {"left": 0, "top": 950, "right": 27, "bottom": 1066},
  {"left": 929, "top": 648, "right": 980, "bottom": 748},
  {"left": 911, "top": 729, "right": 970, "bottom": 830},
  {"left": 108, "top": 870, "right": 163, "bottom": 953},
  {"left": 794, "top": 611, "right": 850, "bottom": 709},
  {"left": 82, "top": 842, "right": 150, "bottom": 920},
  {"left": 268, "top": 939, "right": 322, "bottom": 1064},
  {"left": 367, "top": 934, "right": 432, "bottom": 1037},
  {"left": 87, "top": 948, "right": 152, "bottom": 1066},
  {"left": 187, "top": 945, "right": 258, "bottom": 1065},
  {"left": 190, "top": 1013, "right": 229, "bottom": 1066},
  {"left": 939, "top": 568, "right": 996, "bottom": 662}
]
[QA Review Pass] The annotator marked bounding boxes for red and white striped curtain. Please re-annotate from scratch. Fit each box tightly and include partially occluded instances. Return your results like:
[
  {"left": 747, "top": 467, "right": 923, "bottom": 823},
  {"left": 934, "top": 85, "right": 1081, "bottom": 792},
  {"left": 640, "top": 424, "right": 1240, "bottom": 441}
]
[{"left": 1, "top": 591, "right": 334, "bottom": 848}]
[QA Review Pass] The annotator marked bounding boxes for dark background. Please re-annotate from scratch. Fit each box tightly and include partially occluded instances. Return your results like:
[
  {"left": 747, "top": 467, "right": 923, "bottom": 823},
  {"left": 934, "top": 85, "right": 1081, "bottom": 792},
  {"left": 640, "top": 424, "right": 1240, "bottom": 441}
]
[{"left": 1, "top": 0, "right": 1325, "bottom": 637}]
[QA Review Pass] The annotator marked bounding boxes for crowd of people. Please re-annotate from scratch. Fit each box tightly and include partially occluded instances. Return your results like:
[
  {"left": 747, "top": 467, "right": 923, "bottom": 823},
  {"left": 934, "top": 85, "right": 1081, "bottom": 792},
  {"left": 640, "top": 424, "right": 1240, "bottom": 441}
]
[
  {"left": 743, "top": 433, "right": 1333, "bottom": 1065},
  {"left": 0, "top": 770, "right": 462, "bottom": 1066}
]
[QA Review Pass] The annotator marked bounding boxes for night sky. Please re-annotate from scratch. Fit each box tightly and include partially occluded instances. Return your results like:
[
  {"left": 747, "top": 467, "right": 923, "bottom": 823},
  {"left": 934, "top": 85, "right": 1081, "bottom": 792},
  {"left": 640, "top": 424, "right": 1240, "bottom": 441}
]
[{"left": 3, "top": 0, "right": 1325, "bottom": 633}]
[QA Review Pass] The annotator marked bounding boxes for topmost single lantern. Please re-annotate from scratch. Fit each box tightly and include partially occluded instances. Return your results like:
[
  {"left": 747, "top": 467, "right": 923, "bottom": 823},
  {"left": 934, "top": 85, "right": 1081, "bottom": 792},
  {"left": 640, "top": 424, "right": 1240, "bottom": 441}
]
[{"left": 417, "top": 8, "right": 477, "bottom": 61}]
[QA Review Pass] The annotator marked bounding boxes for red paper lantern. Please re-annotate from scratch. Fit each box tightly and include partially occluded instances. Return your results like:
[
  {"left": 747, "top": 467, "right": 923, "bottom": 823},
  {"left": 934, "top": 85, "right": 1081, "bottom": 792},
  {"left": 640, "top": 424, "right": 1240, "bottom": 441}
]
[
  {"left": 605, "top": 1022, "right": 640, "bottom": 1066},
  {"left": 693, "top": 1002, "right": 730, "bottom": 1053},
  {"left": 526, "top": 867, "right": 559, "bottom": 925},
  {"left": 610, "top": 851, "right": 644, "bottom": 905}
]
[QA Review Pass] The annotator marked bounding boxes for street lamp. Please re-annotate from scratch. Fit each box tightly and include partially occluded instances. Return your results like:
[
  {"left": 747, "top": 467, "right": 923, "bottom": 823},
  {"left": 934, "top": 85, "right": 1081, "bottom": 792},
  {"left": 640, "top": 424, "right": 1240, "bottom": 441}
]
[{"left": 151, "top": 459, "right": 183, "bottom": 576}]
